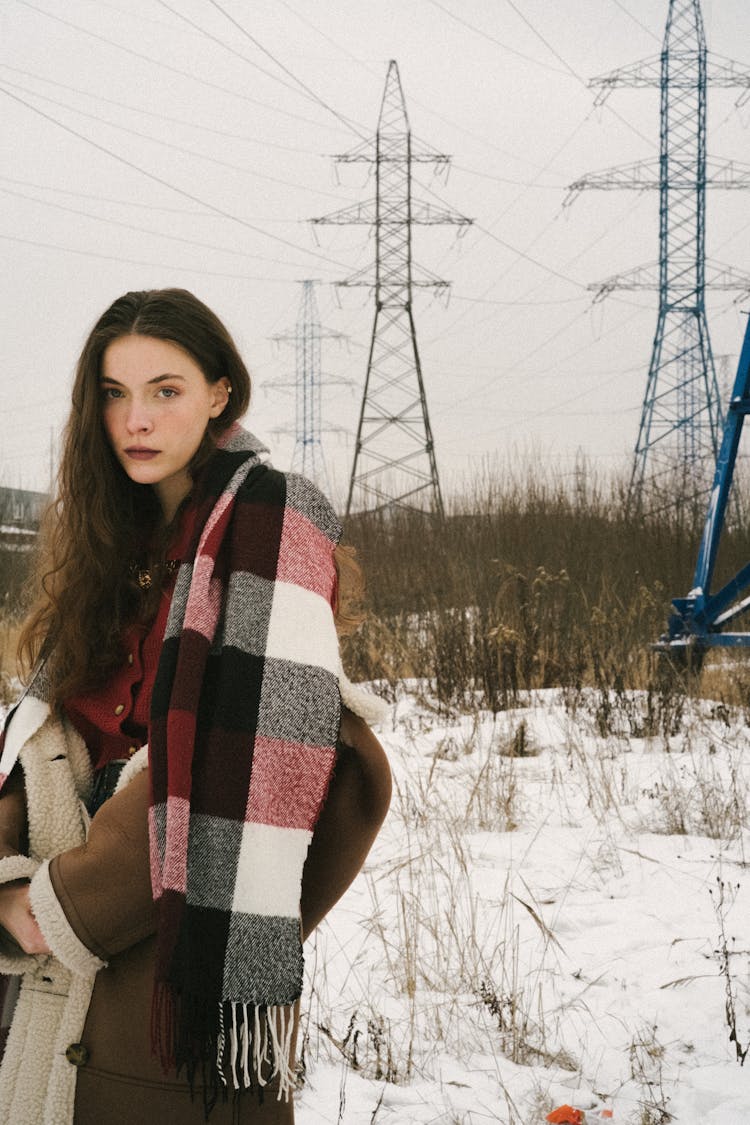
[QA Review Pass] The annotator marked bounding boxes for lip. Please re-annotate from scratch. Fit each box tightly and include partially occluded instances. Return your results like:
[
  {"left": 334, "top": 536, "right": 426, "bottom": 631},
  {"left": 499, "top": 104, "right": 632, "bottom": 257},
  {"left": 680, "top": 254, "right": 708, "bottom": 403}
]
[{"left": 125, "top": 448, "right": 160, "bottom": 461}]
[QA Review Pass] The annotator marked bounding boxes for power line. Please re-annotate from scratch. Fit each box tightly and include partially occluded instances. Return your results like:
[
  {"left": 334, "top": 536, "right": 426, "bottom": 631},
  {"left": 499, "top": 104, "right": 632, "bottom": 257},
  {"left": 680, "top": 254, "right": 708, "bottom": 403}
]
[
  {"left": 450, "top": 162, "right": 562, "bottom": 190},
  {"left": 198, "top": 0, "right": 368, "bottom": 140},
  {"left": 0, "top": 84, "right": 354, "bottom": 270},
  {"left": 0, "top": 173, "right": 209, "bottom": 215},
  {"left": 154, "top": 0, "right": 349, "bottom": 115},
  {"left": 449, "top": 293, "right": 584, "bottom": 307},
  {"left": 504, "top": 0, "right": 583, "bottom": 81},
  {"left": 419, "top": 177, "right": 650, "bottom": 347},
  {"left": 0, "top": 233, "right": 332, "bottom": 284},
  {"left": 438, "top": 351, "right": 645, "bottom": 446},
  {"left": 0, "top": 185, "right": 320, "bottom": 271},
  {"left": 0, "top": 63, "right": 325, "bottom": 156},
  {"left": 13, "top": 0, "right": 345, "bottom": 134},
  {"left": 609, "top": 0, "right": 661, "bottom": 43},
  {"left": 70, "top": 0, "right": 198, "bottom": 34},
  {"left": 416, "top": 104, "right": 599, "bottom": 310},
  {"left": 423, "top": 0, "right": 572, "bottom": 76},
  {"left": 432, "top": 304, "right": 594, "bottom": 417},
  {"left": 1, "top": 78, "right": 345, "bottom": 202},
  {"left": 502, "top": 0, "right": 655, "bottom": 149}
]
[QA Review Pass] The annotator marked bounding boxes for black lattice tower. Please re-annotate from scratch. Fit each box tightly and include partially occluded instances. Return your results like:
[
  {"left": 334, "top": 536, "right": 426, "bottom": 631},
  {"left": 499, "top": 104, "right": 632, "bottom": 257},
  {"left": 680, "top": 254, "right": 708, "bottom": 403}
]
[
  {"left": 567, "top": 0, "right": 750, "bottom": 509},
  {"left": 312, "top": 60, "right": 471, "bottom": 516},
  {"left": 270, "top": 280, "right": 347, "bottom": 494}
]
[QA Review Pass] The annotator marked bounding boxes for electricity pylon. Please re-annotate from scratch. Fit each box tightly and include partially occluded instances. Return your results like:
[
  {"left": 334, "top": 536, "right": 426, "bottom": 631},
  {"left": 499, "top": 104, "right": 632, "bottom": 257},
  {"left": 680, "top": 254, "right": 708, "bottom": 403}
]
[
  {"left": 269, "top": 280, "right": 348, "bottom": 494},
  {"left": 567, "top": 0, "right": 750, "bottom": 509},
  {"left": 312, "top": 60, "right": 471, "bottom": 517}
]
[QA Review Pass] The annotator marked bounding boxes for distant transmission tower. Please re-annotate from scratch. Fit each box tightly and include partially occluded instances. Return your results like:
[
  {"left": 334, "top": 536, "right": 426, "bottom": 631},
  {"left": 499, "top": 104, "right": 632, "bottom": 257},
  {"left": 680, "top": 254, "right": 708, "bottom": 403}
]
[
  {"left": 270, "top": 280, "right": 347, "bottom": 493},
  {"left": 312, "top": 59, "right": 471, "bottom": 517},
  {"left": 567, "top": 0, "right": 750, "bottom": 508}
]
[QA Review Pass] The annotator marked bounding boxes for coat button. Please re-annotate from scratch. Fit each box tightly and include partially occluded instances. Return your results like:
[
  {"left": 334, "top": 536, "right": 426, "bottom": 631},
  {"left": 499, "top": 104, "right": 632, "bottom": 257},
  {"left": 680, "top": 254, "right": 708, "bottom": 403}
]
[
  {"left": 114, "top": 704, "right": 125, "bottom": 716},
  {"left": 128, "top": 745, "right": 138, "bottom": 757},
  {"left": 65, "top": 1043, "right": 89, "bottom": 1066},
  {"left": 127, "top": 653, "right": 134, "bottom": 666}
]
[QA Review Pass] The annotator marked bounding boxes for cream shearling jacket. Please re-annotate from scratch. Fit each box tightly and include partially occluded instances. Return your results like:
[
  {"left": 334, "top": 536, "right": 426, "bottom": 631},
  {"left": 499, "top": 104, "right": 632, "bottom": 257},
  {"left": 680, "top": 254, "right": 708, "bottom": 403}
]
[{"left": 0, "top": 690, "right": 148, "bottom": 1125}]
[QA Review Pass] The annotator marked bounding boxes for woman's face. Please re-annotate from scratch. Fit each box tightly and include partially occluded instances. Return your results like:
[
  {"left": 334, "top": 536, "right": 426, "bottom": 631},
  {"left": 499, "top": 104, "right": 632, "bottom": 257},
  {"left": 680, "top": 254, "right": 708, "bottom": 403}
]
[{"left": 100, "top": 334, "right": 229, "bottom": 520}]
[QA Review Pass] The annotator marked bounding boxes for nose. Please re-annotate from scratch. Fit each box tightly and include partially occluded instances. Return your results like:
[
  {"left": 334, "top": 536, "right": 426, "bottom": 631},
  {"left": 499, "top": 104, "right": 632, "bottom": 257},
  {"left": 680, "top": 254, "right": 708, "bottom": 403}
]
[{"left": 125, "top": 400, "right": 154, "bottom": 435}]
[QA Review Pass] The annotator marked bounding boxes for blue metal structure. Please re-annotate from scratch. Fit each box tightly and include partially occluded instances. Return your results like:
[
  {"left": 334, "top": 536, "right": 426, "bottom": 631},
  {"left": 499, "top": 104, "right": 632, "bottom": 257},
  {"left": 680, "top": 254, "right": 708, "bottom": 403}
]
[
  {"left": 662, "top": 315, "right": 750, "bottom": 653},
  {"left": 568, "top": 0, "right": 750, "bottom": 510},
  {"left": 636, "top": 1, "right": 719, "bottom": 504}
]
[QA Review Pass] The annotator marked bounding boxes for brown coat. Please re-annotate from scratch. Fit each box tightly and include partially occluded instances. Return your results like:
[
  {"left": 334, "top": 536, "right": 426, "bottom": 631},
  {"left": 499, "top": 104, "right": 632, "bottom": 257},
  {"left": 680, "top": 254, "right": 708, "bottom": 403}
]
[{"left": 1, "top": 710, "right": 391, "bottom": 1124}]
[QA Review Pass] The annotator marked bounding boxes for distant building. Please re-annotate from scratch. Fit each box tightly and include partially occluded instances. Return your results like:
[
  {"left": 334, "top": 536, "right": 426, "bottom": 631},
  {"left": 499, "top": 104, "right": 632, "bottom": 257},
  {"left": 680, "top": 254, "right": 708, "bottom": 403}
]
[{"left": 0, "top": 486, "right": 49, "bottom": 551}]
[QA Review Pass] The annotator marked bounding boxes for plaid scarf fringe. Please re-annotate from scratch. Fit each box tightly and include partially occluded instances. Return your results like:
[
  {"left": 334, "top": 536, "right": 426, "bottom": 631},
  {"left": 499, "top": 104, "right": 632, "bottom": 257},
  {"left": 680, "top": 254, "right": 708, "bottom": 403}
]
[{"left": 151, "top": 984, "right": 296, "bottom": 1113}]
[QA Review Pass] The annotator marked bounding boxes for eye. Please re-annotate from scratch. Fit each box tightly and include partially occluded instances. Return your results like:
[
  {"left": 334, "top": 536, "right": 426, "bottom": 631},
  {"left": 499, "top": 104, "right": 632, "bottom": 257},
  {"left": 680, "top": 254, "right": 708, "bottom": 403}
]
[
  {"left": 101, "top": 386, "right": 124, "bottom": 400},
  {"left": 157, "top": 387, "right": 178, "bottom": 399}
]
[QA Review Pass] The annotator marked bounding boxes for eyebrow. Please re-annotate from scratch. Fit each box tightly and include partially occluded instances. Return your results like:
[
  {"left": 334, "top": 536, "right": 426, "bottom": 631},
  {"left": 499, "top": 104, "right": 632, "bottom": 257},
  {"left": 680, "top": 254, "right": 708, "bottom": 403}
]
[{"left": 99, "top": 373, "right": 187, "bottom": 386}]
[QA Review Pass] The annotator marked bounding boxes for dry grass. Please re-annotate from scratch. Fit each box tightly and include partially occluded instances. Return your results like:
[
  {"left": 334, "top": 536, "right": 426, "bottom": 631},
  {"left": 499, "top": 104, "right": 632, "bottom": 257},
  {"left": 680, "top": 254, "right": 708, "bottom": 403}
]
[
  {"left": 341, "top": 465, "right": 750, "bottom": 714},
  {"left": 0, "top": 619, "right": 19, "bottom": 676},
  {"left": 0, "top": 619, "right": 20, "bottom": 706}
]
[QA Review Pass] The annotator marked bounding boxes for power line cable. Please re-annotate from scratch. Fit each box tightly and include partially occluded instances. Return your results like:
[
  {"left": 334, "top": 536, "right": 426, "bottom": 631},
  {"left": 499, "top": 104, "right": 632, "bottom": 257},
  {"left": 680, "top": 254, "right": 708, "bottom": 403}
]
[
  {"left": 195, "top": 0, "right": 369, "bottom": 140},
  {"left": 438, "top": 353, "right": 643, "bottom": 448},
  {"left": 609, "top": 0, "right": 661, "bottom": 43},
  {"left": 502, "top": 0, "right": 655, "bottom": 149},
  {"left": 449, "top": 162, "right": 562, "bottom": 190},
  {"left": 0, "top": 231, "right": 323, "bottom": 284},
  {"left": 418, "top": 173, "right": 650, "bottom": 345},
  {"left": 0, "top": 83, "right": 355, "bottom": 270},
  {"left": 423, "top": 0, "right": 572, "bottom": 75},
  {"left": 69, "top": 0, "right": 199, "bottom": 34},
  {"left": 449, "top": 293, "right": 584, "bottom": 307},
  {"left": 505, "top": 0, "right": 588, "bottom": 81},
  {"left": 13, "top": 0, "right": 344, "bottom": 134},
  {"left": 432, "top": 304, "right": 593, "bottom": 415},
  {"left": 0, "top": 173, "right": 209, "bottom": 215},
  {"left": 0, "top": 185, "right": 320, "bottom": 270},
  {"left": 418, "top": 103, "right": 599, "bottom": 306},
  {"left": 1, "top": 78, "right": 345, "bottom": 201},
  {"left": 434, "top": 301, "right": 649, "bottom": 418},
  {"left": 0, "top": 63, "right": 325, "bottom": 156}
]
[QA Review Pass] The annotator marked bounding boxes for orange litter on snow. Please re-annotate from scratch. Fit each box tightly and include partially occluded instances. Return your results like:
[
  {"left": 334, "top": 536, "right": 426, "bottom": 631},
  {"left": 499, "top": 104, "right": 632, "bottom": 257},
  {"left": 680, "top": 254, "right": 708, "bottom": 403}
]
[
  {"left": 546, "top": 1109, "right": 584, "bottom": 1125},
  {"left": 546, "top": 1109, "right": 614, "bottom": 1123}
]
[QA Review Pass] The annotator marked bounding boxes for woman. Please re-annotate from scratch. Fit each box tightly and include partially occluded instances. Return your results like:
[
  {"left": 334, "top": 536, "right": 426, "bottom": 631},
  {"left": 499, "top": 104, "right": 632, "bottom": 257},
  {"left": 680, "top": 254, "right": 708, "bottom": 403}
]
[{"left": 0, "top": 288, "right": 391, "bottom": 1124}]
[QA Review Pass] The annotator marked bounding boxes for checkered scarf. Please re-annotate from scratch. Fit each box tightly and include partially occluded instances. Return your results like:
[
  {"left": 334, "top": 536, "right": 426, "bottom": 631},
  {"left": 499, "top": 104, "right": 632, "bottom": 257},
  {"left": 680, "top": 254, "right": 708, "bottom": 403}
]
[{"left": 147, "top": 425, "right": 342, "bottom": 1106}]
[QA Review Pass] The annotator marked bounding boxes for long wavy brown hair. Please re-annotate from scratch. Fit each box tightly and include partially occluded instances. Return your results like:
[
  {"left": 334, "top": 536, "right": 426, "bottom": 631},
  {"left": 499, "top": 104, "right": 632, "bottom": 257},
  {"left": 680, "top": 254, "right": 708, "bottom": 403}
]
[{"left": 19, "top": 287, "right": 363, "bottom": 711}]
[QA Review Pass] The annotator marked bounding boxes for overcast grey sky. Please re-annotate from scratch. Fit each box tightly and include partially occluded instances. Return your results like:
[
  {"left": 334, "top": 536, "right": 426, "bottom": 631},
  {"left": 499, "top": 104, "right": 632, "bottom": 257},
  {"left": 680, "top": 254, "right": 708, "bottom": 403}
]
[{"left": 2, "top": 0, "right": 750, "bottom": 503}]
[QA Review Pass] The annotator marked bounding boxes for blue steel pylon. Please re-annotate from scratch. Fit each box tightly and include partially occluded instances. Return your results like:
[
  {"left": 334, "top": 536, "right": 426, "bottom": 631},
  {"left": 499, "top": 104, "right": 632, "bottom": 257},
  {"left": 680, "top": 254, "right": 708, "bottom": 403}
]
[
  {"left": 567, "top": 0, "right": 750, "bottom": 510},
  {"left": 312, "top": 60, "right": 471, "bottom": 517},
  {"left": 270, "top": 280, "right": 348, "bottom": 494},
  {"left": 660, "top": 314, "right": 750, "bottom": 654}
]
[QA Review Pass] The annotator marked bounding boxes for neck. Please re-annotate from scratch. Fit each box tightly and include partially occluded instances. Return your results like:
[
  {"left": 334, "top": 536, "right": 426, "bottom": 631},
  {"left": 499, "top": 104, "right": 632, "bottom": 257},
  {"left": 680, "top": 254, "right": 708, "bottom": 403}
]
[{"left": 155, "top": 471, "right": 192, "bottom": 524}]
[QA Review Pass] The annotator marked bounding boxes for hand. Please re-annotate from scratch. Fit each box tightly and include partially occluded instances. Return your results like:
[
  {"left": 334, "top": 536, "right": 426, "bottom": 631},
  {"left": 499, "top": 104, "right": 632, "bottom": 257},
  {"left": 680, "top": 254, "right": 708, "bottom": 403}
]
[{"left": 0, "top": 882, "right": 51, "bottom": 955}]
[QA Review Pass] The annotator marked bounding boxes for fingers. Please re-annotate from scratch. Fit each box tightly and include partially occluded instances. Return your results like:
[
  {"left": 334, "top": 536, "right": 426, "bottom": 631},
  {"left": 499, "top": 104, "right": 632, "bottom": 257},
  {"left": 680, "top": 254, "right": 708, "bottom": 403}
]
[{"left": 0, "top": 882, "right": 51, "bottom": 955}]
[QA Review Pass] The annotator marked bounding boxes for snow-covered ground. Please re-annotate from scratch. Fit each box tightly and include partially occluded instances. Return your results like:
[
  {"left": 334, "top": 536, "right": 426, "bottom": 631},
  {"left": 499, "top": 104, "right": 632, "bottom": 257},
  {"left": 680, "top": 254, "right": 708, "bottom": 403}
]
[
  {"left": 297, "top": 686, "right": 750, "bottom": 1125},
  {"left": 0, "top": 682, "right": 746, "bottom": 1123}
]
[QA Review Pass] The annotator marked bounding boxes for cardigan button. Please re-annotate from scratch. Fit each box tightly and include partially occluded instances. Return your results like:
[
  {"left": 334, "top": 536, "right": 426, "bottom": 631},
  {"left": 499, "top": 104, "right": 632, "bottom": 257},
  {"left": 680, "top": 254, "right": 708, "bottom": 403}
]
[
  {"left": 114, "top": 704, "right": 125, "bottom": 716},
  {"left": 127, "top": 653, "right": 134, "bottom": 666},
  {"left": 65, "top": 1043, "right": 89, "bottom": 1067},
  {"left": 128, "top": 745, "right": 138, "bottom": 757}
]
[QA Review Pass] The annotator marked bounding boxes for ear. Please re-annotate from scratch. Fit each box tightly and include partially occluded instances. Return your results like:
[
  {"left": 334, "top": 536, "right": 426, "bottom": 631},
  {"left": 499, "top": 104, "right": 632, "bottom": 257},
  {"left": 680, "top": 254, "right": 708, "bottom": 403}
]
[{"left": 208, "top": 378, "right": 231, "bottom": 418}]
